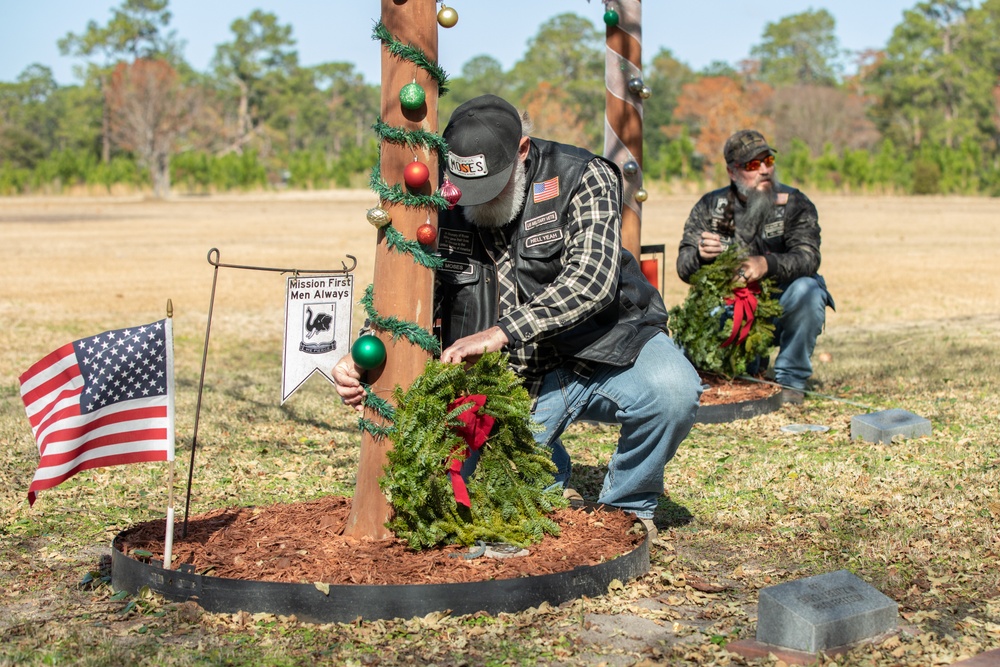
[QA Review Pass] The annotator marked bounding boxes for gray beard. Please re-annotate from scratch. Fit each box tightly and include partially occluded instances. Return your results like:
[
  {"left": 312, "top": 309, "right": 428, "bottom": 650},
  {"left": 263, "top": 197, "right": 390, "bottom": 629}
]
[
  {"left": 463, "top": 160, "right": 528, "bottom": 229},
  {"left": 735, "top": 175, "right": 779, "bottom": 236}
]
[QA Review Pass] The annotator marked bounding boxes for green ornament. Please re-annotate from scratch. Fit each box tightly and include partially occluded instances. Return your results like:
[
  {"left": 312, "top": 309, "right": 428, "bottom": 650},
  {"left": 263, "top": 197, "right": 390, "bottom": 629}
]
[
  {"left": 399, "top": 82, "right": 426, "bottom": 110},
  {"left": 603, "top": 10, "right": 619, "bottom": 27},
  {"left": 351, "top": 335, "right": 386, "bottom": 370}
]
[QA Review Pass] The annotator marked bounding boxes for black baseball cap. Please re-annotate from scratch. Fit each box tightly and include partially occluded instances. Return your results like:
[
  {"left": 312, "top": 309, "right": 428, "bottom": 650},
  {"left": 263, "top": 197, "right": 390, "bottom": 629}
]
[
  {"left": 443, "top": 95, "right": 522, "bottom": 206},
  {"left": 723, "top": 130, "right": 776, "bottom": 166}
]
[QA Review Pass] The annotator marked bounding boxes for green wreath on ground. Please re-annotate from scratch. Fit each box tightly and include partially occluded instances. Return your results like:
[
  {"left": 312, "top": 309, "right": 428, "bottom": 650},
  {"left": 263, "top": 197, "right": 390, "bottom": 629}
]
[
  {"left": 380, "top": 352, "right": 567, "bottom": 550},
  {"left": 668, "top": 245, "right": 783, "bottom": 378}
]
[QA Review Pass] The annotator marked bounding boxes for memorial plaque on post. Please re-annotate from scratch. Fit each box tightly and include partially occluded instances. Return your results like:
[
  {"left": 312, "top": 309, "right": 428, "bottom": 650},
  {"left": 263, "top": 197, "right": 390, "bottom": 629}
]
[{"left": 756, "top": 570, "right": 898, "bottom": 653}]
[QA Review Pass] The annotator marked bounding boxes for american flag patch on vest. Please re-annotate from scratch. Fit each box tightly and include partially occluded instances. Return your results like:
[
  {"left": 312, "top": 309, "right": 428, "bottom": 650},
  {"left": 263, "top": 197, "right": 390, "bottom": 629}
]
[{"left": 532, "top": 176, "right": 559, "bottom": 203}]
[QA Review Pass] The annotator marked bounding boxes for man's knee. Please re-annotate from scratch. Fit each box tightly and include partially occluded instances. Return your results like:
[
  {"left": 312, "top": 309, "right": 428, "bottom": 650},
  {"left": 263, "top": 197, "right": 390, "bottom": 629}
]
[{"left": 780, "top": 276, "right": 828, "bottom": 324}]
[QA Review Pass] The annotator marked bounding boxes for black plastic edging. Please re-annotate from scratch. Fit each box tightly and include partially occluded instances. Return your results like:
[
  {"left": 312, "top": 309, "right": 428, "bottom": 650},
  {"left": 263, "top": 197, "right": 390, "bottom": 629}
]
[
  {"left": 111, "top": 509, "right": 650, "bottom": 624},
  {"left": 695, "top": 388, "right": 785, "bottom": 424}
]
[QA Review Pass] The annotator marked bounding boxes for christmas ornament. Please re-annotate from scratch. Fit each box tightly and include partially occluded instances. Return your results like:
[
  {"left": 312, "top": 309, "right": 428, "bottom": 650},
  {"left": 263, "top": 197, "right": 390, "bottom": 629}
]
[
  {"left": 416, "top": 223, "right": 437, "bottom": 245},
  {"left": 622, "top": 160, "right": 639, "bottom": 177},
  {"left": 403, "top": 159, "right": 430, "bottom": 188},
  {"left": 440, "top": 177, "right": 462, "bottom": 209},
  {"left": 366, "top": 206, "right": 392, "bottom": 228},
  {"left": 351, "top": 335, "right": 386, "bottom": 370},
  {"left": 634, "top": 188, "right": 649, "bottom": 202},
  {"left": 639, "top": 85, "right": 652, "bottom": 99},
  {"left": 399, "top": 82, "right": 426, "bottom": 110},
  {"left": 603, "top": 9, "right": 619, "bottom": 27},
  {"left": 627, "top": 77, "right": 644, "bottom": 95},
  {"left": 437, "top": 4, "right": 459, "bottom": 28}
]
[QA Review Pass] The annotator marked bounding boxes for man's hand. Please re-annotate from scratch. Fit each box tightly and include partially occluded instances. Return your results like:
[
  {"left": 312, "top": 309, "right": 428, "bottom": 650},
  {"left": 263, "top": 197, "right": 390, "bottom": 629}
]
[
  {"left": 698, "top": 231, "right": 724, "bottom": 260},
  {"left": 736, "top": 255, "right": 768, "bottom": 283},
  {"left": 331, "top": 355, "right": 366, "bottom": 412},
  {"left": 440, "top": 326, "right": 509, "bottom": 366}
]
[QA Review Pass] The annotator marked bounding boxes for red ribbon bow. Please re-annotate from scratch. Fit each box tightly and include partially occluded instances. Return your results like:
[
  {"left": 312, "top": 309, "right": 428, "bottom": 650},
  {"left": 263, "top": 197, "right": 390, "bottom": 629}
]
[
  {"left": 447, "top": 394, "right": 495, "bottom": 507},
  {"left": 721, "top": 282, "right": 761, "bottom": 348}
]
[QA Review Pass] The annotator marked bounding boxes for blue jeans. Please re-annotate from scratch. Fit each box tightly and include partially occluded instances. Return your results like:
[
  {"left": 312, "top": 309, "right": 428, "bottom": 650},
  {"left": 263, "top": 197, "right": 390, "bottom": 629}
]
[
  {"left": 531, "top": 332, "right": 702, "bottom": 519},
  {"left": 773, "top": 275, "right": 834, "bottom": 391}
]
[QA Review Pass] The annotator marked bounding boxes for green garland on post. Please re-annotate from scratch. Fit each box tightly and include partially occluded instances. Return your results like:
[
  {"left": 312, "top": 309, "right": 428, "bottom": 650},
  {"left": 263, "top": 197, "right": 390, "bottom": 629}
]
[
  {"left": 360, "top": 283, "right": 441, "bottom": 355},
  {"left": 668, "top": 245, "right": 782, "bottom": 378},
  {"left": 373, "top": 117, "right": 449, "bottom": 156},
  {"left": 384, "top": 225, "right": 444, "bottom": 270},
  {"left": 381, "top": 352, "right": 567, "bottom": 549},
  {"left": 369, "top": 162, "right": 451, "bottom": 210},
  {"left": 372, "top": 21, "right": 450, "bottom": 97}
]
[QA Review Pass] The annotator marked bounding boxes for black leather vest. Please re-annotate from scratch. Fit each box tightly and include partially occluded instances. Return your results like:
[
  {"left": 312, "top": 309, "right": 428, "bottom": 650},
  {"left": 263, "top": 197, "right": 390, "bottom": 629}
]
[{"left": 435, "top": 138, "right": 668, "bottom": 367}]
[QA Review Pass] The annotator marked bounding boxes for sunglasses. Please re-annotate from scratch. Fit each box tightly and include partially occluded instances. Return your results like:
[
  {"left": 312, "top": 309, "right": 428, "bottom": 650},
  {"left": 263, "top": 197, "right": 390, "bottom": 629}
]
[{"left": 742, "top": 155, "right": 775, "bottom": 171}]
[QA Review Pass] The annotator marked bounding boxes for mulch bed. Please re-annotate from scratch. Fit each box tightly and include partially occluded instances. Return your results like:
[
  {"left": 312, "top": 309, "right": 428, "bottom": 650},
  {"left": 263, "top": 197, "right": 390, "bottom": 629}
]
[
  {"left": 117, "top": 496, "right": 643, "bottom": 586},
  {"left": 698, "top": 372, "right": 780, "bottom": 405},
  {"left": 117, "top": 379, "right": 771, "bottom": 587}
]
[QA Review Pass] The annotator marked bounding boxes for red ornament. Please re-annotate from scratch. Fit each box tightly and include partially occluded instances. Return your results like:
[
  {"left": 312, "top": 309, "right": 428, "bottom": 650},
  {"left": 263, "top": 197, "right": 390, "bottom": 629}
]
[
  {"left": 440, "top": 177, "right": 462, "bottom": 209},
  {"left": 416, "top": 223, "right": 437, "bottom": 245},
  {"left": 403, "top": 160, "right": 430, "bottom": 189}
]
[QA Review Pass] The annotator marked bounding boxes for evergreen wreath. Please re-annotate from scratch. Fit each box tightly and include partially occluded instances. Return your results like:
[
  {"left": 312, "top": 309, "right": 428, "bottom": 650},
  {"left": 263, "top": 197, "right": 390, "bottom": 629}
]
[
  {"left": 381, "top": 352, "right": 567, "bottom": 550},
  {"left": 668, "top": 245, "right": 782, "bottom": 378}
]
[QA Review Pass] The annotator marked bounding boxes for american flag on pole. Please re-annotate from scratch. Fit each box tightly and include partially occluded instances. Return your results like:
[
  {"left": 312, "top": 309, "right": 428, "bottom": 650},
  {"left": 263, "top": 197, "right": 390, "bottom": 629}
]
[{"left": 19, "top": 319, "right": 175, "bottom": 506}]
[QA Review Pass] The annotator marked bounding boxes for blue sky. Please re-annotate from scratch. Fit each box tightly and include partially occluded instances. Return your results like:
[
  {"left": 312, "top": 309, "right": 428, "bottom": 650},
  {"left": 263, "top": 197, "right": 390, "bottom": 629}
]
[{"left": 1, "top": 1, "right": 919, "bottom": 85}]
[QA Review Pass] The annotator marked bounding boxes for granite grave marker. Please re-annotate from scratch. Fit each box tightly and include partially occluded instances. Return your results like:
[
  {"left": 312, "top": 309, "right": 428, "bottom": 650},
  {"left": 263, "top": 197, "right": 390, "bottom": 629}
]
[{"left": 756, "top": 570, "right": 898, "bottom": 653}]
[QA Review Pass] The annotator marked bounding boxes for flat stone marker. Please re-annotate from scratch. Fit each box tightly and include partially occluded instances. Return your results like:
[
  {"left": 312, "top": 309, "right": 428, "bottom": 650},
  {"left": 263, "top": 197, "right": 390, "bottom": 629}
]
[
  {"left": 851, "top": 408, "right": 931, "bottom": 444},
  {"left": 756, "top": 570, "right": 898, "bottom": 653}
]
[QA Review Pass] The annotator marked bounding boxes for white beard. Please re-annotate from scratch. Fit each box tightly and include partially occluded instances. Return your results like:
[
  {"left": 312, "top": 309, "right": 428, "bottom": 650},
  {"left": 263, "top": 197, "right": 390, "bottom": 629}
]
[{"left": 463, "top": 159, "right": 528, "bottom": 229}]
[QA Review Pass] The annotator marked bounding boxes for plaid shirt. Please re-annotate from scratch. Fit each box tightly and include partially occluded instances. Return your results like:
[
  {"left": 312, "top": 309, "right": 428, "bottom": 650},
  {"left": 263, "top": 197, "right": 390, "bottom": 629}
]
[{"left": 488, "top": 158, "right": 622, "bottom": 396}]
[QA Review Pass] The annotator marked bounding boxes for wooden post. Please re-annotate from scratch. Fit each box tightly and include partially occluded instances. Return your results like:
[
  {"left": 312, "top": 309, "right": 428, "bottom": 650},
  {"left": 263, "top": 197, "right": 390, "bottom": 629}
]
[
  {"left": 342, "top": 0, "right": 438, "bottom": 539},
  {"left": 604, "top": 0, "right": 644, "bottom": 259}
]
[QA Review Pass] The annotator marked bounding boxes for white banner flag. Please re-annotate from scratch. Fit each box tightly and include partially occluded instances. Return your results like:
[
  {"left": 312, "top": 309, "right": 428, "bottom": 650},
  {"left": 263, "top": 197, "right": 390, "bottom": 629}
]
[{"left": 281, "top": 274, "right": 354, "bottom": 402}]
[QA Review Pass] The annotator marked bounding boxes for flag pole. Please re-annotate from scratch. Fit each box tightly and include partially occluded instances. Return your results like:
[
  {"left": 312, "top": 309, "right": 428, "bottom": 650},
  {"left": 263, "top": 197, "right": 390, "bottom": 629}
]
[
  {"left": 183, "top": 249, "right": 221, "bottom": 537},
  {"left": 163, "top": 299, "right": 177, "bottom": 569}
]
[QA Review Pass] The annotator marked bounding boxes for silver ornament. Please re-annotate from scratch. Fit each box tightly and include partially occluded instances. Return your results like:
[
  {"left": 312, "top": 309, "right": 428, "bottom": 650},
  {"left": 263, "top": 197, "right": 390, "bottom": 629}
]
[
  {"left": 622, "top": 160, "right": 639, "bottom": 177},
  {"left": 627, "top": 77, "right": 644, "bottom": 95},
  {"left": 639, "top": 85, "right": 652, "bottom": 99}
]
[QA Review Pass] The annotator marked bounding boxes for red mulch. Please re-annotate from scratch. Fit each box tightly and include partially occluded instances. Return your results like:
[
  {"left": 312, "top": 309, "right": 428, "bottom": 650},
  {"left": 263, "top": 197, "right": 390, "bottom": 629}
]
[
  {"left": 116, "top": 378, "right": 772, "bottom": 587},
  {"left": 117, "top": 496, "right": 643, "bottom": 586},
  {"left": 698, "top": 372, "right": 779, "bottom": 406}
]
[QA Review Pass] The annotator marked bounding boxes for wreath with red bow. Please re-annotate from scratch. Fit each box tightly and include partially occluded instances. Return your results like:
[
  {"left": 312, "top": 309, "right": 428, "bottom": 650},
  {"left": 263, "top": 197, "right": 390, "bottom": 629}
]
[
  {"left": 381, "top": 352, "right": 566, "bottom": 550},
  {"left": 668, "top": 245, "right": 782, "bottom": 378}
]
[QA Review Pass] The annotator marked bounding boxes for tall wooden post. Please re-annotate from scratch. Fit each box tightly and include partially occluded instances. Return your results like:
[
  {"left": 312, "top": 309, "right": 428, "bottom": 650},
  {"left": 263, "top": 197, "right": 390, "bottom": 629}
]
[
  {"left": 342, "top": 0, "right": 438, "bottom": 539},
  {"left": 604, "top": 0, "right": 644, "bottom": 259}
]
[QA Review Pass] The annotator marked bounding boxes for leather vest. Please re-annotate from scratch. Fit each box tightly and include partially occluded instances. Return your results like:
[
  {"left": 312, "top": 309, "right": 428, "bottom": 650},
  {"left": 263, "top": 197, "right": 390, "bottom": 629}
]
[{"left": 435, "top": 138, "right": 668, "bottom": 367}]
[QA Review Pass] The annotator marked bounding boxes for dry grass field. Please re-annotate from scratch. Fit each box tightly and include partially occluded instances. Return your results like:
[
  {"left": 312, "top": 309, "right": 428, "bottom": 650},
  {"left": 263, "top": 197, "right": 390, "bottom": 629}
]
[{"left": 2, "top": 190, "right": 1000, "bottom": 666}]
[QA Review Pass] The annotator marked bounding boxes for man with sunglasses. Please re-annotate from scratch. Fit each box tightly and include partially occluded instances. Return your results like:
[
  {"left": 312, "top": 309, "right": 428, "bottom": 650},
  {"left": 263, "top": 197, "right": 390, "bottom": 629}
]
[{"left": 676, "top": 130, "right": 834, "bottom": 404}]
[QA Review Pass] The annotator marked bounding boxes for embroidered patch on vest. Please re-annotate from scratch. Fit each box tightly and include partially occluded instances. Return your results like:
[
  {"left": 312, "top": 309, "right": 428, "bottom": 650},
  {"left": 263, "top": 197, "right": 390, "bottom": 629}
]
[
  {"left": 448, "top": 153, "right": 488, "bottom": 177},
  {"left": 532, "top": 176, "right": 559, "bottom": 203},
  {"left": 438, "top": 228, "right": 474, "bottom": 256},
  {"left": 713, "top": 197, "right": 728, "bottom": 215},
  {"left": 763, "top": 221, "right": 785, "bottom": 238},
  {"left": 439, "top": 260, "right": 474, "bottom": 274},
  {"left": 524, "top": 211, "right": 558, "bottom": 231},
  {"left": 525, "top": 230, "right": 563, "bottom": 248}
]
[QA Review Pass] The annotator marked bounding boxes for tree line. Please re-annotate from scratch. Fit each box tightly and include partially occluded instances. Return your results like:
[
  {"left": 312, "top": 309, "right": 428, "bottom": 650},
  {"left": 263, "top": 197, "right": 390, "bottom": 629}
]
[{"left": 2, "top": 0, "right": 999, "bottom": 197}]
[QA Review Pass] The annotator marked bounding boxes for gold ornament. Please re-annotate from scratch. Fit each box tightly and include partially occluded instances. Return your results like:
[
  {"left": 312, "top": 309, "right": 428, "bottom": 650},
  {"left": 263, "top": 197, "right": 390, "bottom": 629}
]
[
  {"left": 634, "top": 188, "right": 649, "bottom": 203},
  {"left": 437, "top": 4, "right": 459, "bottom": 28},
  {"left": 366, "top": 206, "right": 392, "bottom": 228}
]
